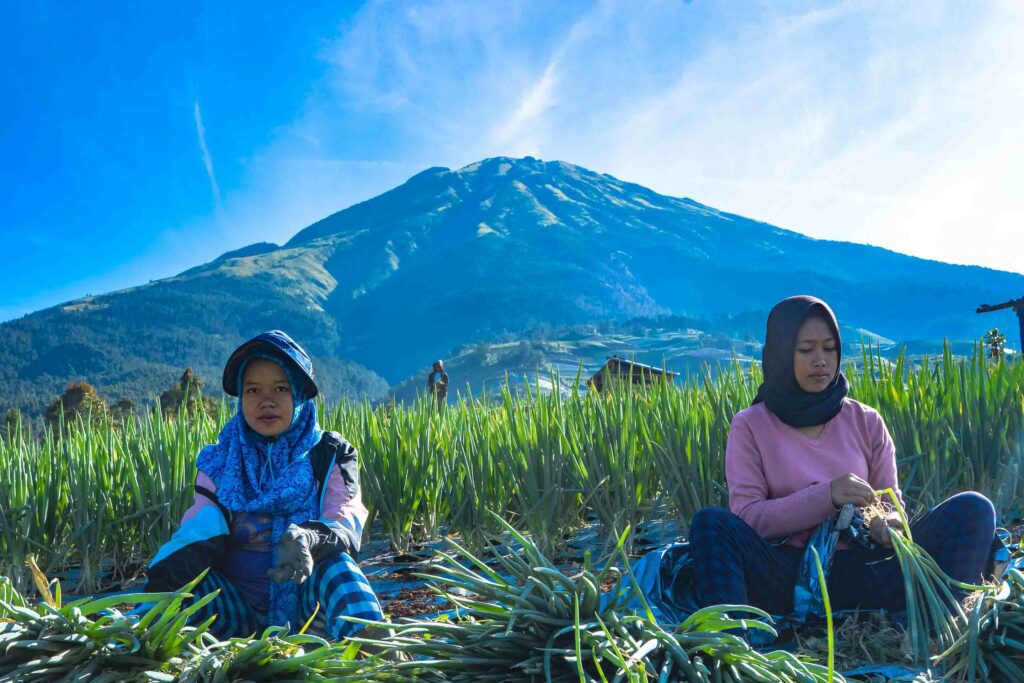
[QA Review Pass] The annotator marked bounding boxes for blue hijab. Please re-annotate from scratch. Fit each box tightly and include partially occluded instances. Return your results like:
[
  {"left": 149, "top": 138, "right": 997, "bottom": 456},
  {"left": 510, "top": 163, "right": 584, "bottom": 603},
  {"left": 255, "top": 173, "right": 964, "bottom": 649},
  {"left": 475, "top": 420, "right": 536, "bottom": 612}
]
[{"left": 197, "top": 354, "right": 324, "bottom": 628}]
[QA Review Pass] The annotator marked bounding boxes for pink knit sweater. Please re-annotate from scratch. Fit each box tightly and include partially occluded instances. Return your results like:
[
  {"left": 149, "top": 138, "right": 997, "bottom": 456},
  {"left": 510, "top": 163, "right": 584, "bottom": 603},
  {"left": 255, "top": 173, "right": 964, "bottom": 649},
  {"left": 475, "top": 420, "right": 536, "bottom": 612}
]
[{"left": 725, "top": 398, "right": 902, "bottom": 547}]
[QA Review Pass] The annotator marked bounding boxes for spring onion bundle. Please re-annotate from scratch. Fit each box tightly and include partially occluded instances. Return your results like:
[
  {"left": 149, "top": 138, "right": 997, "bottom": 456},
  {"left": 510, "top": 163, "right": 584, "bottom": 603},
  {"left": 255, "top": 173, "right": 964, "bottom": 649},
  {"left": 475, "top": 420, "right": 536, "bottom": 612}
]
[
  {"left": 936, "top": 569, "right": 1024, "bottom": 682},
  {"left": 353, "top": 517, "right": 841, "bottom": 682},
  {"left": 876, "top": 489, "right": 992, "bottom": 670}
]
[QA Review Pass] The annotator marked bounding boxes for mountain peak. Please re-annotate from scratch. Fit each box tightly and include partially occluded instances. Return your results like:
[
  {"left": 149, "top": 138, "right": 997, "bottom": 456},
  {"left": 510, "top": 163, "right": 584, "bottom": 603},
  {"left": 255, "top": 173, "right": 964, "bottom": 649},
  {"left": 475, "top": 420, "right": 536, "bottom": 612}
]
[
  {"left": 285, "top": 162, "right": 462, "bottom": 247},
  {"left": 454, "top": 156, "right": 588, "bottom": 180},
  {"left": 285, "top": 156, "right": 664, "bottom": 247}
]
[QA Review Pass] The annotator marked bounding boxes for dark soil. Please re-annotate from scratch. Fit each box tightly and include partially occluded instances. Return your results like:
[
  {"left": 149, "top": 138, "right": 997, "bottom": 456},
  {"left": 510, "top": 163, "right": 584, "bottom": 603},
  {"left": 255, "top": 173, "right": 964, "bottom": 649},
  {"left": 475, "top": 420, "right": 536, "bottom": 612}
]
[
  {"left": 371, "top": 570, "right": 453, "bottom": 618},
  {"left": 382, "top": 584, "right": 451, "bottom": 619}
]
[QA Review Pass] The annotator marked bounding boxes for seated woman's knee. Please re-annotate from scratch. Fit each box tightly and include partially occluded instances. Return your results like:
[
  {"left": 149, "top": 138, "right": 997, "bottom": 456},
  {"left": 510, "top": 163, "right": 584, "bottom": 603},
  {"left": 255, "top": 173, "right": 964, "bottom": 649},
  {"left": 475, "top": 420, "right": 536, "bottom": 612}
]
[
  {"left": 947, "top": 491, "right": 996, "bottom": 527},
  {"left": 690, "top": 507, "right": 737, "bottom": 540}
]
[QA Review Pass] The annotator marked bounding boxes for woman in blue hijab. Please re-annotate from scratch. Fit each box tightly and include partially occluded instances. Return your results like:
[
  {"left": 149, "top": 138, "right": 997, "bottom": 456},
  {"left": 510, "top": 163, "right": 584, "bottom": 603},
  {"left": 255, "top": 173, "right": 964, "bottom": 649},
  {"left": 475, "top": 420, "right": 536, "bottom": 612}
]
[{"left": 145, "top": 330, "right": 383, "bottom": 639}]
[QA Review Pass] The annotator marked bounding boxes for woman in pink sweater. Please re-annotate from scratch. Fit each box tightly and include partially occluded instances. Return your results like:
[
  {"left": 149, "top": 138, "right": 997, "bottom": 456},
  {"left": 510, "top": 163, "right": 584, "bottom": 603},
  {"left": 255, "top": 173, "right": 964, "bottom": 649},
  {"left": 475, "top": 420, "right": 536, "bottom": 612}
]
[{"left": 689, "top": 295, "right": 996, "bottom": 614}]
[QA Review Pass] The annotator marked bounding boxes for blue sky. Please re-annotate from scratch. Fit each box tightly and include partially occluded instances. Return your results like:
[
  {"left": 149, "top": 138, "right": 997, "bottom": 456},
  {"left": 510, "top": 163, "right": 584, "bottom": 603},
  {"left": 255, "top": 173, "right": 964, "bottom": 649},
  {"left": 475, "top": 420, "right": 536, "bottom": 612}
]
[{"left": 3, "top": 1, "right": 1023, "bottom": 323}]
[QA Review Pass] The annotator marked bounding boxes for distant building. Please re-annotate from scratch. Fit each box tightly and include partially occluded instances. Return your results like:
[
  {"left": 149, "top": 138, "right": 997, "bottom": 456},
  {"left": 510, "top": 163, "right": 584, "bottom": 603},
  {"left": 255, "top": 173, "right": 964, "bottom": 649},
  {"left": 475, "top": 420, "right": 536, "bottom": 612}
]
[{"left": 587, "top": 356, "right": 677, "bottom": 392}]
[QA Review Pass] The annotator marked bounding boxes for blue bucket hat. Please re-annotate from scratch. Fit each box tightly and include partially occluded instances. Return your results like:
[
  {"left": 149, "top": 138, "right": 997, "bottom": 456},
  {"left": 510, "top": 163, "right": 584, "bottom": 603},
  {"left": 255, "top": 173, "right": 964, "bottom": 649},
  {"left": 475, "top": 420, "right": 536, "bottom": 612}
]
[{"left": 222, "top": 330, "right": 318, "bottom": 399}]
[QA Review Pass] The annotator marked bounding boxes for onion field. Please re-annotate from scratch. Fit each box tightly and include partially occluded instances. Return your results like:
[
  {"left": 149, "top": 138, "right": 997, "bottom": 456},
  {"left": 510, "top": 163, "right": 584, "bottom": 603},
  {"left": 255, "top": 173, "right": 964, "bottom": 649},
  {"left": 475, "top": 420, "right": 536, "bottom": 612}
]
[{"left": 1, "top": 346, "right": 1023, "bottom": 681}]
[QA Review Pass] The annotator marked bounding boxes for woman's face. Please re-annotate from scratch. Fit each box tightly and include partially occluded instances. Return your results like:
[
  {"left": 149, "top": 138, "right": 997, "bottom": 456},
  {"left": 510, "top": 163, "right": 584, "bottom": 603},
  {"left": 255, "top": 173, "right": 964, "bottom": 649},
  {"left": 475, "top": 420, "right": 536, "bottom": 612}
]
[
  {"left": 241, "top": 358, "right": 294, "bottom": 438},
  {"left": 793, "top": 316, "right": 839, "bottom": 393}
]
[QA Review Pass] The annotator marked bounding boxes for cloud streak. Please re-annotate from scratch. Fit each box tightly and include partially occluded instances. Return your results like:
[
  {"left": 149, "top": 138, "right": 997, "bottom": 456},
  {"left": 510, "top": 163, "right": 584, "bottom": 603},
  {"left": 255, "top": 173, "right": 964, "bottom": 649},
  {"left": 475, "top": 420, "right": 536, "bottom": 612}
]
[{"left": 193, "top": 100, "right": 222, "bottom": 207}]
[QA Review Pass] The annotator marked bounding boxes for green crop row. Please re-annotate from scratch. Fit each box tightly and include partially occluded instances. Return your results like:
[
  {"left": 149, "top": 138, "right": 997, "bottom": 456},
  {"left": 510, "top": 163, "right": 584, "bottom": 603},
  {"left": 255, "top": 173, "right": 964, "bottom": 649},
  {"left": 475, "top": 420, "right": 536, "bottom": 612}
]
[{"left": 1, "top": 346, "right": 1021, "bottom": 594}]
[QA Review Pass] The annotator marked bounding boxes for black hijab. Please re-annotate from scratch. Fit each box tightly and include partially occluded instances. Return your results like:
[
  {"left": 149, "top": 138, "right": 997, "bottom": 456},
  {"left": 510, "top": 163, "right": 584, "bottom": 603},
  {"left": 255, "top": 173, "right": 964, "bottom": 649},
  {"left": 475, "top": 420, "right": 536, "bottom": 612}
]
[{"left": 752, "top": 295, "right": 849, "bottom": 427}]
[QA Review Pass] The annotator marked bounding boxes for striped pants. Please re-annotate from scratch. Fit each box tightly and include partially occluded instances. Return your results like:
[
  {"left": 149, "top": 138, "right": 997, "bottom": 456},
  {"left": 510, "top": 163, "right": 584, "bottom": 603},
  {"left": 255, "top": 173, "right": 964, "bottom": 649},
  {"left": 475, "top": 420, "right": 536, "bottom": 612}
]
[{"left": 189, "top": 552, "right": 383, "bottom": 640}]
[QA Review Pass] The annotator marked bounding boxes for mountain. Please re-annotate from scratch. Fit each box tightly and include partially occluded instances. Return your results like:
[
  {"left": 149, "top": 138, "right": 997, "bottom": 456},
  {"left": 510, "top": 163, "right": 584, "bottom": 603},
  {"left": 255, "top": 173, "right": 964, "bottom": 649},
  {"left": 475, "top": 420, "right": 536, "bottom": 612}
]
[{"left": 2, "top": 156, "right": 1022, "bottom": 417}]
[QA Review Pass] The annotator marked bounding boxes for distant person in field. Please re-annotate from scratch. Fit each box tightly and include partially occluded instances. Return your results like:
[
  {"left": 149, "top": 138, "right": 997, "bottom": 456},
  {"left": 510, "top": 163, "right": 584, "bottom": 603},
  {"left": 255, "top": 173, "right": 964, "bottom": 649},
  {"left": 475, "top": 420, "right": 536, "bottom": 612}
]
[
  {"left": 427, "top": 359, "right": 448, "bottom": 410},
  {"left": 688, "top": 295, "right": 996, "bottom": 616},
  {"left": 145, "top": 330, "right": 382, "bottom": 640}
]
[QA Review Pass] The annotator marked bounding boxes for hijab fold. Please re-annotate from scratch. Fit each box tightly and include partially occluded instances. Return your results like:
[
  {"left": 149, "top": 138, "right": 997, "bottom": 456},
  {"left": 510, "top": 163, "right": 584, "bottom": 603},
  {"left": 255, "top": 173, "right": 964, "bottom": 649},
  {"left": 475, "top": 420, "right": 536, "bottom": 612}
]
[{"left": 752, "top": 295, "right": 849, "bottom": 428}]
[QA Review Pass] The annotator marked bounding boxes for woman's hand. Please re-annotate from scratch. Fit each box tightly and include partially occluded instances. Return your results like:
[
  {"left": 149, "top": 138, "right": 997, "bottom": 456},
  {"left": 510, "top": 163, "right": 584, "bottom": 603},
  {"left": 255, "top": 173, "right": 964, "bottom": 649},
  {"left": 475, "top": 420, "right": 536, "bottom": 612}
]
[
  {"left": 869, "top": 514, "right": 905, "bottom": 547},
  {"left": 268, "top": 524, "right": 316, "bottom": 584},
  {"left": 829, "top": 473, "right": 875, "bottom": 507}
]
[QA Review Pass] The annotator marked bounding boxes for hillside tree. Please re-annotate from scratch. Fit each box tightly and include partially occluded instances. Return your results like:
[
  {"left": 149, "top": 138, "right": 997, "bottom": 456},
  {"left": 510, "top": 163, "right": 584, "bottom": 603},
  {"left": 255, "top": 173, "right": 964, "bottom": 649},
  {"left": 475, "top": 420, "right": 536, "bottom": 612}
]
[
  {"left": 160, "top": 368, "right": 217, "bottom": 419},
  {"left": 109, "top": 397, "right": 136, "bottom": 425},
  {"left": 45, "top": 382, "right": 110, "bottom": 431}
]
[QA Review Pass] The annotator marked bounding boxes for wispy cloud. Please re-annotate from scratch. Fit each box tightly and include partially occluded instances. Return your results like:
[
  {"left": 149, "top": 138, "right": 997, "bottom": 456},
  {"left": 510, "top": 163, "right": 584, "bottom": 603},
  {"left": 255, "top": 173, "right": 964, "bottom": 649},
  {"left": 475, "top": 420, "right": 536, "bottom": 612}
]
[
  {"left": 491, "top": 60, "right": 559, "bottom": 156},
  {"left": 193, "top": 100, "right": 222, "bottom": 207},
  {"left": 491, "top": 1, "right": 611, "bottom": 155}
]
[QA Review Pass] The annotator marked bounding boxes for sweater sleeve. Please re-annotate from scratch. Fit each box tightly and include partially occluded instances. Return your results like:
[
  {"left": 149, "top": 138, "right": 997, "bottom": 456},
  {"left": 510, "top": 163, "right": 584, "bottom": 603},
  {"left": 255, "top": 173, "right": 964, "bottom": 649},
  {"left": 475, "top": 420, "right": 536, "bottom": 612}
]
[
  {"left": 726, "top": 413, "right": 837, "bottom": 540},
  {"left": 865, "top": 409, "right": 904, "bottom": 510}
]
